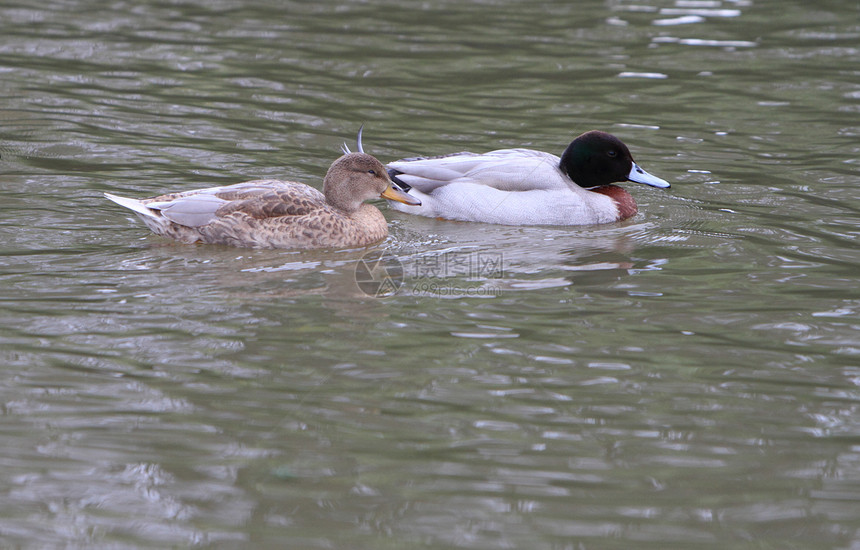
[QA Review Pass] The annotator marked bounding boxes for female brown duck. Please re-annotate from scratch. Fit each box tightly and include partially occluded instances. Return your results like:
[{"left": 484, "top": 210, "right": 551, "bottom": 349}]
[{"left": 105, "top": 153, "right": 420, "bottom": 249}]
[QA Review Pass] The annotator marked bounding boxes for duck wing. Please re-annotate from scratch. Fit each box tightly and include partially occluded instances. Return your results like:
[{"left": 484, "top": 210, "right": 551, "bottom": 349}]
[
  {"left": 387, "top": 149, "right": 567, "bottom": 193},
  {"left": 146, "top": 193, "right": 229, "bottom": 227},
  {"left": 146, "top": 180, "right": 325, "bottom": 228}
]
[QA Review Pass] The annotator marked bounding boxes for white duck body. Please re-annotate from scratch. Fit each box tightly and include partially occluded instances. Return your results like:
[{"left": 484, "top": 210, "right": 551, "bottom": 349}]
[
  {"left": 387, "top": 149, "right": 623, "bottom": 225},
  {"left": 383, "top": 130, "right": 670, "bottom": 226}
]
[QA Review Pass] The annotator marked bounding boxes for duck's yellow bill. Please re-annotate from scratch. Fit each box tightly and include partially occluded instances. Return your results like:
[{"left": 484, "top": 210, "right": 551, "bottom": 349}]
[{"left": 381, "top": 184, "right": 421, "bottom": 206}]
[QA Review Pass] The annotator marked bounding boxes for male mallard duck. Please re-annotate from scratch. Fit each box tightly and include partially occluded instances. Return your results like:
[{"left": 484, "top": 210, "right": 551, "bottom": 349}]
[
  {"left": 382, "top": 130, "right": 670, "bottom": 226},
  {"left": 104, "top": 152, "right": 420, "bottom": 249}
]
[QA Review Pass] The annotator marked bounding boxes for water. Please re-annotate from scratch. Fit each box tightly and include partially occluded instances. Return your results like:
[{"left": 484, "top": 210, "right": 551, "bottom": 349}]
[{"left": 1, "top": 0, "right": 859, "bottom": 548}]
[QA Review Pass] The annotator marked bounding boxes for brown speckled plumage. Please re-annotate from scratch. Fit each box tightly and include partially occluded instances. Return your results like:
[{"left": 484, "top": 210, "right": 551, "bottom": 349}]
[{"left": 105, "top": 153, "right": 420, "bottom": 249}]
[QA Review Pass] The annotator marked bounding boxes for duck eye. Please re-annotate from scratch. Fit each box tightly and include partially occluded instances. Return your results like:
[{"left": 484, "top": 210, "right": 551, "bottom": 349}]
[
  {"left": 367, "top": 169, "right": 377, "bottom": 175},
  {"left": 607, "top": 150, "right": 617, "bottom": 158}
]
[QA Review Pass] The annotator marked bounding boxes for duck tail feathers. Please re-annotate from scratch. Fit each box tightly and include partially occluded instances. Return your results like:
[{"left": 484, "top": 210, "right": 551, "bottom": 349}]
[
  {"left": 341, "top": 124, "right": 366, "bottom": 155},
  {"left": 104, "top": 193, "right": 159, "bottom": 220},
  {"left": 387, "top": 169, "right": 412, "bottom": 192}
]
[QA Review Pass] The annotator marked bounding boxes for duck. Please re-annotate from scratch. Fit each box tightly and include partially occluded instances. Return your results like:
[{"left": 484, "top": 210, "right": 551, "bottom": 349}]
[
  {"left": 104, "top": 152, "right": 421, "bottom": 249},
  {"left": 379, "top": 130, "right": 670, "bottom": 226}
]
